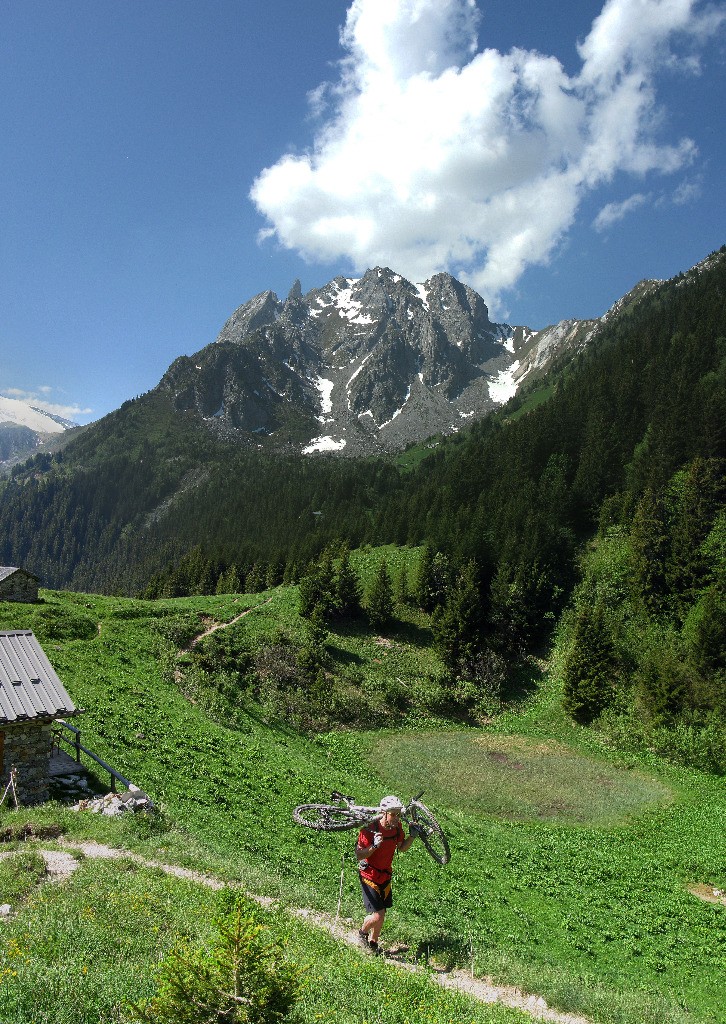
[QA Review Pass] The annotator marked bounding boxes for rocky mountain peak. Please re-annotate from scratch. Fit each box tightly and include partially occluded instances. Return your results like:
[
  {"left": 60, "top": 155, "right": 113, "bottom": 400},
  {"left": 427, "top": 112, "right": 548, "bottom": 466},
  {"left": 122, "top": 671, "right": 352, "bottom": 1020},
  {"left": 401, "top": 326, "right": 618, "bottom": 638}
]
[
  {"left": 215, "top": 289, "right": 281, "bottom": 345},
  {"left": 158, "top": 265, "right": 602, "bottom": 457}
]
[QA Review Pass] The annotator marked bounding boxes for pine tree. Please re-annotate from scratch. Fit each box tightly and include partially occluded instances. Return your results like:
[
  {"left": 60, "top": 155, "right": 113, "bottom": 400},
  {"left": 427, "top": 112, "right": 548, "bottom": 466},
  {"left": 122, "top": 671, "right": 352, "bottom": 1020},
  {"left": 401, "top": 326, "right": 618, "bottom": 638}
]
[
  {"left": 394, "top": 563, "right": 411, "bottom": 606},
  {"left": 413, "top": 544, "right": 434, "bottom": 610},
  {"left": 266, "top": 559, "right": 284, "bottom": 589},
  {"left": 297, "top": 547, "right": 337, "bottom": 621},
  {"left": 245, "top": 564, "right": 266, "bottom": 593},
  {"left": 562, "top": 604, "right": 619, "bottom": 724},
  {"left": 216, "top": 565, "right": 240, "bottom": 595},
  {"left": 630, "top": 488, "right": 670, "bottom": 614},
  {"left": 128, "top": 900, "right": 301, "bottom": 1024},
  {"left": 487, "top": 561, "right": 528, "bottom": 657},
  {"left": 431, "top": 560, "right": 483, "bottom": 676},
  {"left": 297, "top": 606, "right": 329, "bottom": 679},
  {"left": 666, "top": 458, "right": 725, "bottom": 614},
  {"left": 298, "top": 566, "right": 323, "bottom": 620},
  {"left": 334, "top": 545, "right": 362, "bottom": 619},
  {"left": 684, "top": 586, "right": 726, "bottom": 705},
  {"left": 366, "top": 559, "right": 394, "bottom": 631},
  {"left": 430, "top": 552, "right": 452, "bottom": 610},
  {"left": 635, "top": 650, "right": 694, "bottom": 726}
]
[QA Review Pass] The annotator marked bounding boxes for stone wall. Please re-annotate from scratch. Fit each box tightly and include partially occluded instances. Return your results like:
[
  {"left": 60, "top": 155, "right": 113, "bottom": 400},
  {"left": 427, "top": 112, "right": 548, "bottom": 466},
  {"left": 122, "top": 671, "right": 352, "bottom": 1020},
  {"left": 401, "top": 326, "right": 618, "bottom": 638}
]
[
  {"left": 0, "top": 572, "right": 39, "bottom": 603},
  {"left": 0, "top": 722, "right": 52, "bottom": 805}
]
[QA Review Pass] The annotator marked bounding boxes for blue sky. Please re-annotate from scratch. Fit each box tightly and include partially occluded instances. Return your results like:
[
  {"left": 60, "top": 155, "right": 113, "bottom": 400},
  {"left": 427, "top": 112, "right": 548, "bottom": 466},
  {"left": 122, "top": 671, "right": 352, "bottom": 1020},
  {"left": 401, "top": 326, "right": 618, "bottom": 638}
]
[{"left": 1, "top": 0, "right": 724, "bottom": 424}]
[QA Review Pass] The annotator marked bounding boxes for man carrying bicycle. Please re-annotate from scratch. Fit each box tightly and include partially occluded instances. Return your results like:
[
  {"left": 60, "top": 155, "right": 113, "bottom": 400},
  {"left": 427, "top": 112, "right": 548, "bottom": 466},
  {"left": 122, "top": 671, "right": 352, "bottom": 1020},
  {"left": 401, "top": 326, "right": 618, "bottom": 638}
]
[{"left": 356, "top": 795, "right": 419, "bottom": 954}]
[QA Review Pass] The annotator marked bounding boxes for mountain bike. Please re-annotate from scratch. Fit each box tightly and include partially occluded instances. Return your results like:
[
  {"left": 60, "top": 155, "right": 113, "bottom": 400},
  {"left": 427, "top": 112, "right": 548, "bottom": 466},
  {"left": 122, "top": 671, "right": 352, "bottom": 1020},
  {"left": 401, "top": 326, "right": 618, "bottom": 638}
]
[{"left": 292, "top": 791, "right": 450, "bottom": 865}]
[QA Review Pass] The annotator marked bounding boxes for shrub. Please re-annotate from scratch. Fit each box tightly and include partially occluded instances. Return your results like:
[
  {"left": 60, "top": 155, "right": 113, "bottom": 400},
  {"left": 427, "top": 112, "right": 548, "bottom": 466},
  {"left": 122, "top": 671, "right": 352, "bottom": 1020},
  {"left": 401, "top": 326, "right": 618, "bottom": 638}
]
[
  {"left": 154, "top": 613, "right": 202, "bottom": 648},
  {"left": 30, "top": 605, "right": 97, "bottom": 642},
  {"left": 648, "top": 715, "right": 726, "bottom": 774},
  {"left": 192, "top": 629, "right": 252, "bottom": 675},
  {"left": 127, "top": 900, "right": 302, "bottom": 1024}
]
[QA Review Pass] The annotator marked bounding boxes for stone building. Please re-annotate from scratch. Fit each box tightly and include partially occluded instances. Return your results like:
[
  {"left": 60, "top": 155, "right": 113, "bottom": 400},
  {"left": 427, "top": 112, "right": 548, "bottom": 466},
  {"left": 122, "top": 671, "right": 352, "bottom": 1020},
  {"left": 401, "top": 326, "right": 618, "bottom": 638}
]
[
  {"left": 0, "top": 567, "right": 40, "bottom": 603},
  {"left": 0, "top": 630, "right": 81, "bottom": 805}
]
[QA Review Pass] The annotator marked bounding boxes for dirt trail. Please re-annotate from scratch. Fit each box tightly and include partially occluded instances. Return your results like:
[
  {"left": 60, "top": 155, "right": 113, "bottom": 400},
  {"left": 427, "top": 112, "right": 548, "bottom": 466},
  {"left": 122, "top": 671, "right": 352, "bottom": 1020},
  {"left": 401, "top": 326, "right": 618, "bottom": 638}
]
[
  {"left": 17, "top": 840, "right": 591, "bottom": 1024},
  {"left": 185, "top": 596, "right": 274, "bottom": 650},
  {"left": 688, "top": 883, "right": 726, "bottom": 906}
]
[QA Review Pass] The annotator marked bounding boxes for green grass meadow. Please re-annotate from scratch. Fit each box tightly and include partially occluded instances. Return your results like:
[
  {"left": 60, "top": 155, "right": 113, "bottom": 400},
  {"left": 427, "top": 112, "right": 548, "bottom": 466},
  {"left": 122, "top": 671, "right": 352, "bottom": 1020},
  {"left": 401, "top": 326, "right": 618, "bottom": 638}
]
[{"left": 0, "top": 584, "right": 724, "bottom": 1024}]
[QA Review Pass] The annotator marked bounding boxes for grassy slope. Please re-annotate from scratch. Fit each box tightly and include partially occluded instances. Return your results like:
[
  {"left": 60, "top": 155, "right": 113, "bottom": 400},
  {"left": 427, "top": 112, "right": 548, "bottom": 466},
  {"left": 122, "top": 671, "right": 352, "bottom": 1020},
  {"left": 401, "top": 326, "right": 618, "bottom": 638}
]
[{"left": 0, "top": 586, "right": 725, "bottom": 1024}]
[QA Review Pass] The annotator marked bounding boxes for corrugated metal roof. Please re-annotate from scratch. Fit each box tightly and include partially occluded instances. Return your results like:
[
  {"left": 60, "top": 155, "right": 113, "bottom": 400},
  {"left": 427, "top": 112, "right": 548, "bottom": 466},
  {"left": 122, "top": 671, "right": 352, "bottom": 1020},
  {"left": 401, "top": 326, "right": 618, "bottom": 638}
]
[
  {"left": 0, "top": 567, "right": 39, "bottom": 584},
  {"left": 0, "top": 630, "right": 80, "bottom": 724}
]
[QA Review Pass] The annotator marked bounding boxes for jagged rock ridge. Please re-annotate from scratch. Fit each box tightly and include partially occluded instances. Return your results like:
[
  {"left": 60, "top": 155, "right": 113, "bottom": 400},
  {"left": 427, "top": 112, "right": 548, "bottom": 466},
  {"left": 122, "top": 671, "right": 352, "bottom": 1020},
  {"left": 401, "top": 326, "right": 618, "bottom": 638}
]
[{"left": 160, "top": 267, "right": 602, "bottom": 457}]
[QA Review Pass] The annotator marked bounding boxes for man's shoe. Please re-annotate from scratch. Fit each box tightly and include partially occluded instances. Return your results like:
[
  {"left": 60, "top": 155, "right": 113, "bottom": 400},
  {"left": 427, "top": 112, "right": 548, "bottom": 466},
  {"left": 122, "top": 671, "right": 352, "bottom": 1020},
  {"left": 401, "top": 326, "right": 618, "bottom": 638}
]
[
  {"left": 368, "top": 940, "right": 382, "bottom": 956},
  {"left": 357, "top": 929, "right": 370, "bottom": 950}
]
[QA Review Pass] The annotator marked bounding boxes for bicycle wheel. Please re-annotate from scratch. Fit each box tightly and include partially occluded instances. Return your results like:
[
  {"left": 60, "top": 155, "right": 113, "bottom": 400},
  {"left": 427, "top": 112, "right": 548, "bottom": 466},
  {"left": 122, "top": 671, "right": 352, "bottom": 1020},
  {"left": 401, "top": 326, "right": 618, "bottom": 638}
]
[
  {"left": 410, "top": 800, "right": 451, "bottom": 865},
  {"left": 292, "top": 804, "right": 365, "bottom": 831}
]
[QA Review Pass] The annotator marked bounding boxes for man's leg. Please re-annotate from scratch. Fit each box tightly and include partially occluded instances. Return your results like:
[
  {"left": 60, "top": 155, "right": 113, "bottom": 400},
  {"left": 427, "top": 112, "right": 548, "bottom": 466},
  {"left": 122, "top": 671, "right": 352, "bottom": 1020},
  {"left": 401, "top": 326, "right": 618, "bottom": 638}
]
[{"left": 362, "top": 909, "right": 386, "bottom": 942}]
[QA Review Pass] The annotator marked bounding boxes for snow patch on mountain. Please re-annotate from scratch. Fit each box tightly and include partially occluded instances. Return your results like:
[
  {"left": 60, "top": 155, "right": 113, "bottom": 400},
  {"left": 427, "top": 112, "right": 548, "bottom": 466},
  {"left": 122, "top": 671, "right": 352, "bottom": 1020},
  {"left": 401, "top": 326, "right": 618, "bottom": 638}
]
[
  {"left": 488, "top": 363, "right": 520, "bottom": 403},
  {"left": 347, "top": 354, "right": 373, "bottom": 392},
  {"left": 302, "top": 435, "right": 347, "bottom": 455},
  {"left": 0, "top": 396, "right": 70, "bottom": 434},
  {"left": 314, "top": 377, "right": 334, "bottom": 416}
]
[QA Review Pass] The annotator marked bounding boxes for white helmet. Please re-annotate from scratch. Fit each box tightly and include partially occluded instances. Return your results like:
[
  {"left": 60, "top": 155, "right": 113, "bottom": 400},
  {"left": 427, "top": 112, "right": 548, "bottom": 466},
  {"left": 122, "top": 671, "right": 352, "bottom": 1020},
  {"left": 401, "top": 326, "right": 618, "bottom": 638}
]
[{"left": 379, "top": 795, "right": 404, "bottom": 812}]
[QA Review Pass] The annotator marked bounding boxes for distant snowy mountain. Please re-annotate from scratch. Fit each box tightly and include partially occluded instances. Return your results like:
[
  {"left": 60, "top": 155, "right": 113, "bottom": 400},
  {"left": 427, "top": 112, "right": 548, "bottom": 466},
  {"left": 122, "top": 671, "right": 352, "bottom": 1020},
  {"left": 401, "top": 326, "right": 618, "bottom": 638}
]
[
  {"left": 0, "top": 396, "right": 74, "bottom": 434},
  {"left": 0, "top": 396, "right": 78, "bottom": 470},
  {"left": 159, "top": 267, "right": 601, "bottom": 457}
]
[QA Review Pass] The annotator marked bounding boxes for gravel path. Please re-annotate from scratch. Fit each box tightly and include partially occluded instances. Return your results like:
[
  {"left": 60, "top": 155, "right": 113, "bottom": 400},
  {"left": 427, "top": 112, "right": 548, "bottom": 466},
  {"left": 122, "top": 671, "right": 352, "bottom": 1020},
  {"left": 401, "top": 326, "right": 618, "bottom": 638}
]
[
  {"left": 10, "top": 840, "right": 591, "bottom": 1024},
  {"left": 186, "top": 597, "right": 274, "bottom": 650}
]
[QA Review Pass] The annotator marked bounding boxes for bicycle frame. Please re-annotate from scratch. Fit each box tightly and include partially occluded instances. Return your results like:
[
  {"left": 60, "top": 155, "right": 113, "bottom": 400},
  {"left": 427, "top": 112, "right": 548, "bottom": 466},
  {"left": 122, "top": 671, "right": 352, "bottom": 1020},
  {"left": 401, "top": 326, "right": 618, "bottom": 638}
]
[
  {"left": 293, "top": 789, "right": 450, "bottom": 864},
  {"left": 329, "top": 789, "right": 425, "bottom": 825}
]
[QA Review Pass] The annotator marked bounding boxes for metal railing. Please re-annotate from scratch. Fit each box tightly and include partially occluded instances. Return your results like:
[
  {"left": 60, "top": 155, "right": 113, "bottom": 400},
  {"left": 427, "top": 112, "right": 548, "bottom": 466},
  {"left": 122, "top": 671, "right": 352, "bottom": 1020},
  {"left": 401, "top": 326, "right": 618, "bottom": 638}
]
[{"left": 52, "top": 719, "right": 151, "bottom": 804}]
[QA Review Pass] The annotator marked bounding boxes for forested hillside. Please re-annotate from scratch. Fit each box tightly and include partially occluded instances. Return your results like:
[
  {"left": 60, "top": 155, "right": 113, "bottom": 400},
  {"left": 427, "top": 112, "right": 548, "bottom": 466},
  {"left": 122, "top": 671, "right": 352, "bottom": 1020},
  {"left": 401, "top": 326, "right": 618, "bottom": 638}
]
[
  {"left": 368, "top": 248, "right": 725, "bottom": 642},
  {"left": 0, "top": 249, "right": 724, "bottom": 765},
  {"left": 2, "top": 248, "right": 723, "bottom": 604}
]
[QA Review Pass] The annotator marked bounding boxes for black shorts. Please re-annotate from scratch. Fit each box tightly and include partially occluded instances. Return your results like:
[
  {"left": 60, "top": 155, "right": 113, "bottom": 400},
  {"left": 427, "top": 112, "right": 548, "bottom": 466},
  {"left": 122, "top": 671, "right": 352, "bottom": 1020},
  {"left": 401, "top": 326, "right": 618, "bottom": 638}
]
[{"left": 360, "top": 873, "right": 393, "bottom": 912}]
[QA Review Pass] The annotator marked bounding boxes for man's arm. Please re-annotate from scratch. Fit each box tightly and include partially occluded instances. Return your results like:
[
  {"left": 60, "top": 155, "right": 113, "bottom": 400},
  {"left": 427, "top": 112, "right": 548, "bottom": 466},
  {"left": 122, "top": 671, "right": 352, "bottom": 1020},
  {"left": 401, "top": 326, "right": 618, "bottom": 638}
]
[
  {"left": 398, "top": 824, "right": 419, "bottom": 853},
  {"left": 356, "top": 828, "right": 377, "bottom": 864}
]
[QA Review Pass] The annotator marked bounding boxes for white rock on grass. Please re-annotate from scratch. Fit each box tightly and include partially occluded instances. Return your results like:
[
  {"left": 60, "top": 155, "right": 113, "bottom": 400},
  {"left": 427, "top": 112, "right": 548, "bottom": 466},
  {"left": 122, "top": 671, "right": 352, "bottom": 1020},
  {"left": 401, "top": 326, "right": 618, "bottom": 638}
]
[{"left": 72, "top": 790, "right": 153, "bottom": 815}]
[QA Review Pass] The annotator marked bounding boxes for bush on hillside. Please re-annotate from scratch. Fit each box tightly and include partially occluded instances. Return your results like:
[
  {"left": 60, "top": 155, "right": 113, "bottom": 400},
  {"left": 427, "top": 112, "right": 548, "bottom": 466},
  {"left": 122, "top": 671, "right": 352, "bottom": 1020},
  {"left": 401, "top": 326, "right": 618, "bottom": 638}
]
[
  {"left": 127, "top": 899, "right": 302, "bottom": 1024},
  {"left": 30, "top": 605, "right": 97, "bottom": 642},
  {"left": 192, "top": 628, "right": 252, "bottom": 676},
  {"left": 558, "top": 454, "right": 726, "bottom": 770},
  {"left": 153, "top": 613, "right": 203, "bottom": 649}
]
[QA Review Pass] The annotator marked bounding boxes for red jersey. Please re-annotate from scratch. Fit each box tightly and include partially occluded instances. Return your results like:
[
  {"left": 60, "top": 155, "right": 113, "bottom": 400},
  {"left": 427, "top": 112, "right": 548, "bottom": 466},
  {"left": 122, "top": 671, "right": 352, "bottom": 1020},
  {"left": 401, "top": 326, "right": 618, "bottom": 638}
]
[{"left": 357, "top": 817, "right": 404, "bottom": 886}]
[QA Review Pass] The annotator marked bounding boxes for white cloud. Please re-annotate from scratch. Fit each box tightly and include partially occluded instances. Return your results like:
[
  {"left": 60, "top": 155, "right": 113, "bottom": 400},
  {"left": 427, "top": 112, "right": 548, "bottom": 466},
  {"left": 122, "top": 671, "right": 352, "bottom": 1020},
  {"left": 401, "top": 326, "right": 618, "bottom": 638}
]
[
  {"left": 671, "top": 177, "right": 703, "bottom": 204},
  {"left": 594, "top": 192, "right": 651, "bottom": 231},
  {"left": 576, "top": 0, "right": 722, "bottom": 86},
  {"left": 250, "top": 0, "right": 722, "bottom": 309},
  {"left": 1, "top": 387, "right": 91, "bottom": 422}
]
